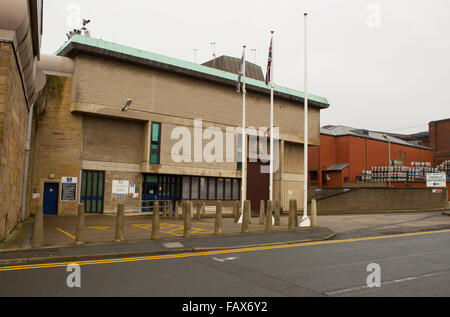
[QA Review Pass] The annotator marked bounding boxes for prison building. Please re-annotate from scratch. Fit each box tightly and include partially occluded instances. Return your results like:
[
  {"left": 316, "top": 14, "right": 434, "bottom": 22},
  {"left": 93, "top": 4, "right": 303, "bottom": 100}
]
[
  {"left": 308, "top": 125, "right": 434, "bottom": 187},
  {"left": 26, "top": 35, "right": 330, "bottom": 216}
]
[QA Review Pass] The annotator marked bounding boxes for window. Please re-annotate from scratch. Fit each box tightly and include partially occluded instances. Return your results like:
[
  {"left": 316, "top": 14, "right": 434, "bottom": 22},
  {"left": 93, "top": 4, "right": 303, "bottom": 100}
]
[
  {"left": 217, "top": 178, "right": 224, "bottom": 200},
  {"left": 81, "top": 170, "right": 105, "bottom": 213},
  {"left": 191, "top": 177, "right": 199, "bottom": 200},
  {"left": 399, "top": 151, "right": 402, "bottom": 160},
  {"left": 232, "top": 179, "right": 240, "bottom": 200},
  {"left": 225, "top": 179, "right": 232, "bottom": 200},
  {"left": 150, "top": 122, "right": 161, "bottom": 164},
  {"left": 178, "top": 176, "right": 239, "bottom": 201},
  {"left": 309, "top": 171, "right": 318, "bottom": 185},
  {"left": 200, "top": 177, "right": 208, "bottom": 200},
  {"left": 404, "top": 151, "right": 407, "bottom": 162},
  {"left": 182, "top": 176, "right": 190, "bottom": 199},
  {"left": 208, "top": 178, "right": 216, "bottom": 199}
]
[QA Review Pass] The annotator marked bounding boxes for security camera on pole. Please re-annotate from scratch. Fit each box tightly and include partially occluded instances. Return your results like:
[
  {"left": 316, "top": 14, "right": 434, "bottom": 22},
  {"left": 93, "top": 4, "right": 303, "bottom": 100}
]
[{"left": 300, "top": 13, "right": 311, "bottom": 227}]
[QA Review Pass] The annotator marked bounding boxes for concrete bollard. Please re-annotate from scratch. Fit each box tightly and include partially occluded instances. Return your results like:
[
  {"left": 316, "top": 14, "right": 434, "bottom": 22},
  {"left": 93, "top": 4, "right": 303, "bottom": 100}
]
[
  {"left": 31, "top": 204, "right": 44, "bottom": 248},
  {"left": 288, "top": 199, "right": 297, "bottom": 230},
  {"left": 184, "top": 201, "right": 192, "bottom": 238},
  {"left": 215, "top": 201, "right": 223, "bottom": 235},
  {"left": 115, "top": 203, "right": 125, "bottom": 242},
  {"left": 196, "top": 201, "right": 202, "bottom": 220},
  {"left": 265, "top": 200, "right": 273, "bottom": 232},
  {"left": 311, "top": 199, "right": 317, "bottom": 227},
  {"left": 274, "top": 200, "right": 281, "bottom": 226},
  {"left": 241, "top": 200, "right": 250, "bottom": 233},
  {"left": 233, "top": 201, "right": 240, "bottom": 223},
  {"left": 175, "top": 201, "right": 180, "bottom": 220},
  {"left": 259, "top": 200, "right": 265, "bottom": 225},
  {"left": 163, "top": 201, "right": 167, "bottom": 218},
  {"left": 75, "top": 203, "right": 85, "bottom": 245},
  {"left": 152, "top": 201, "right": 160, "bottom": 240}
]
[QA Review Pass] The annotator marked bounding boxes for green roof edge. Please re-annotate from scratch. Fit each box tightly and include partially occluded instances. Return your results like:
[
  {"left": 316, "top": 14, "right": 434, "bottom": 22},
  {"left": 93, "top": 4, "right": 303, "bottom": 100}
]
[{"left": 56, "top": 35, "right": 330, "bottom": 106}]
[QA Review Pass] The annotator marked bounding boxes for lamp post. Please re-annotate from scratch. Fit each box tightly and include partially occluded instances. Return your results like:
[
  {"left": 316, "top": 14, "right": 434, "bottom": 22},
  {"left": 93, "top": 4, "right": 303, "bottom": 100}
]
[
  {"left": 193, "top": 48, "right": 198, "bottom": 64},
  {"left": 383, "top": 134, "right": 391, "bottom": 187}
]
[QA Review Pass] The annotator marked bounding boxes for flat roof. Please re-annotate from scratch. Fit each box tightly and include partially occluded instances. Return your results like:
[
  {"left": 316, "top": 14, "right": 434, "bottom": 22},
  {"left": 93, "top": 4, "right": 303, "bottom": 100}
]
[{"left": 56, "top": 35, "right": 330, "bottom": 109}]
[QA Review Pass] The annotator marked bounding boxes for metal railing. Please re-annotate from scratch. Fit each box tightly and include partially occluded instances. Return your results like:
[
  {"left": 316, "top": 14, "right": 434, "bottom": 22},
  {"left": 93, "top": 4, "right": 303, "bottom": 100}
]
[{"left": 122, "top": 200, "right": 174, "bottom": 214}]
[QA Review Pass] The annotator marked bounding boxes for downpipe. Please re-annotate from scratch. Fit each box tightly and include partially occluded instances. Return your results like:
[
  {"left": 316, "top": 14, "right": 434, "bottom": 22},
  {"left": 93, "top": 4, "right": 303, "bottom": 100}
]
[{"left": 20, "top": 102, "right": 34, "bottom": 221}]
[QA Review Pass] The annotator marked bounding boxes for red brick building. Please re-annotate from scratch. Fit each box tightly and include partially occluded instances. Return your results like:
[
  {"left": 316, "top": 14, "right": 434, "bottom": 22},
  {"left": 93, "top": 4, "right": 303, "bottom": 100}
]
[
  {"left": 428, "top": 118, "right": 450, "bottom": 166},
  {"left": 308, "top": 126, "right": 434, "bottom": 187}
]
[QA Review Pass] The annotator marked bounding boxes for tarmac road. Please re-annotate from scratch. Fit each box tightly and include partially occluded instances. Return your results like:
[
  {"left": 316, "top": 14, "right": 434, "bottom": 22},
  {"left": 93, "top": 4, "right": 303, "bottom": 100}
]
[{"left": 0, "top": 229, "right": 449, "bottom": 297}]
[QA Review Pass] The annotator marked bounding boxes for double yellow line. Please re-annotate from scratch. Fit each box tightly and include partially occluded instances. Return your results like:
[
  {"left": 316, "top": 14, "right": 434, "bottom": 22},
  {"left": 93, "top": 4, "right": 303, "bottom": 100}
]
[{"left": 1, "top": 228, "right": 449, "bottom": 272}]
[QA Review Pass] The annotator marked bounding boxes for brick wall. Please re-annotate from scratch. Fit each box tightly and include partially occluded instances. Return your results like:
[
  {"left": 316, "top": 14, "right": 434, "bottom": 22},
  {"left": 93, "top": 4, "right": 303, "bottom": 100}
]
[
  {"left": 0, "top": 42, "right": 29, "bottom": 239},
  {"left": 429, "top": 119, "right": 450, "bottom": 165}
]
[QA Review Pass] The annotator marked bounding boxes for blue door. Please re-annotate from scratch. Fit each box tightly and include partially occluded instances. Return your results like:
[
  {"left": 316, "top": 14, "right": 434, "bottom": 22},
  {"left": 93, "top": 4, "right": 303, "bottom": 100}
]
[{"left": 43, "top": 183, "right": 59, "bottom": 215}]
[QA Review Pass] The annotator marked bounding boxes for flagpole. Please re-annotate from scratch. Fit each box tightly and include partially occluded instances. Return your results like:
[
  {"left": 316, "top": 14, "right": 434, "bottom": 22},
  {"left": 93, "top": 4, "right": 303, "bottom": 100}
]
[
  {"left": 269, "top": 31, "right": 274, "bottom": 202},
  {"left": 240, "top": 46, "right": 247, "bottom": 221},
  {"left": 300, "top": 12, "right": 311, "bottom": 227}
]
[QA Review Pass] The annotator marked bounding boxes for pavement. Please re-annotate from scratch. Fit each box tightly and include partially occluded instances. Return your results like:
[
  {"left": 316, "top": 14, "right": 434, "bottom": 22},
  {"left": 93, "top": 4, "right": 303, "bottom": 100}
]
[{"left": 1, "top": 209, "right": 450, "bottom": 266}]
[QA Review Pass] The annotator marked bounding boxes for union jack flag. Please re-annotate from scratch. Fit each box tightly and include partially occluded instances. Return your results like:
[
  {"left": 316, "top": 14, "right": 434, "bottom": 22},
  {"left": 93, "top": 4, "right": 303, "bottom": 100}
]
[
  {"left": 236, "top": 50, "right": 245, "bottom": 93},
  {"left": 265, "top": 37, "right": 272, "bottom": 86}
]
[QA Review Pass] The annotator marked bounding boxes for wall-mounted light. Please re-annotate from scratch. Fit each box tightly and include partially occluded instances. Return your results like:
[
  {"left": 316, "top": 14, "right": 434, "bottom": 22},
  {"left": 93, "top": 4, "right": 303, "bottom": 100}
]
[{"left": 122, "top": 98, "right": 133, "bottom": 112}]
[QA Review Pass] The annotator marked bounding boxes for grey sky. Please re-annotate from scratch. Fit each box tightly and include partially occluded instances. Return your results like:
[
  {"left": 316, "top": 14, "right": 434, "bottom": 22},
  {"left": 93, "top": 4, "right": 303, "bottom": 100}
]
[{"left": 41, "top": 0, "right": 450, "bottom": 134}]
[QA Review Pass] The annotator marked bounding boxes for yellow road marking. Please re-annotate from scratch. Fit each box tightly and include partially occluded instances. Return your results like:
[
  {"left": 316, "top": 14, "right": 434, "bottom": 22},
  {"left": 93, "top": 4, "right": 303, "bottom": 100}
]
[
  {"left": 87, "top": 226, "right": 110, "bottom": 230},
  {"left": 56, "top": 228, "right": 75, "bottom": 240},
  {"left": 2, "top": 228, "right": 449, "bottom": 272},
  {"left": 132, "top": 223, "right": 214, "bottom": 237}
]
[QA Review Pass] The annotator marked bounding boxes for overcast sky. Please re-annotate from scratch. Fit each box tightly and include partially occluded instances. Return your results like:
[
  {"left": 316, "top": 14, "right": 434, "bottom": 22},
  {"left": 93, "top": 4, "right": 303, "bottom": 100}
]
[{"left": 41, "top": 0, "right": 450, "bottom": 134}]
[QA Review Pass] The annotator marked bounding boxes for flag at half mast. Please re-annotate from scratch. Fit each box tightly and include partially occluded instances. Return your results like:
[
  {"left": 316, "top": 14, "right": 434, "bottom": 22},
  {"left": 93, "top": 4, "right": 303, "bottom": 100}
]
[
  {"left": 265, "top": 36, "right": 273, "bottom": 86},
  {"left": 236, "top": 49, "right": 246, "bottom": 93}
]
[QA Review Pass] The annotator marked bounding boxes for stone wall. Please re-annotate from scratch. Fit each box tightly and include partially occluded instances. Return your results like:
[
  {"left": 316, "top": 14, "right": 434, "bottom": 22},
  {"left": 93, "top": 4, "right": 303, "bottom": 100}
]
[
  {"left": 314, "top": 187, "right": 448, "bottom": 213},
  {"left": 29, "top": 76, "right": 83, "bottom": 216},
  {"left": 0, "top": 42, "right": 29, "bottom": 238}
]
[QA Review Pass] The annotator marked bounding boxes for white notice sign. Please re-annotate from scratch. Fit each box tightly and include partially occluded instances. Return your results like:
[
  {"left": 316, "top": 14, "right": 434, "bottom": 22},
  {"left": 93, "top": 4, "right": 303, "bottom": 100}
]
[
  {"left": 112, "top": 180, "right": 129, "bottom": 194},
  {"left": 61, "top": 177, "right": 77, "bottom": 201},
  {"left": 426, "top": 173, "right": 446, "bottom": 188}
]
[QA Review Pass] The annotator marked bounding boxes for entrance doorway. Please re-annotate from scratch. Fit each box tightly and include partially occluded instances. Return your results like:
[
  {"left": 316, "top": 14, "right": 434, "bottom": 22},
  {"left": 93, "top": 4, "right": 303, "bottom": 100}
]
[
  {"left": 246, "top": 161, "right": 270, "bottom": 215},
  {"left": 43, "top": 183, "right": 58, "bottom": 215},
  {"left": 142, "top": 174, "right": 182, "bottom": 212}
]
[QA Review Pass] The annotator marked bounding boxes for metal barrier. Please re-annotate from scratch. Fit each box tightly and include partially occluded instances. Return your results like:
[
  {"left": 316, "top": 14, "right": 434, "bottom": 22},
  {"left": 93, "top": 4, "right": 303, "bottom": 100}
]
[{"left": 122, "top": 200, "right": 175, "bottom": 215}]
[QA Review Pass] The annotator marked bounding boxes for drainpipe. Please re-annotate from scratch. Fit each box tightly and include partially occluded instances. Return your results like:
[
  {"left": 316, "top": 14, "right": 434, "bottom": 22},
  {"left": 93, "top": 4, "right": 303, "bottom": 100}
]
[{"left": 20, "top": 103, "right": 34, "bottom": 221}]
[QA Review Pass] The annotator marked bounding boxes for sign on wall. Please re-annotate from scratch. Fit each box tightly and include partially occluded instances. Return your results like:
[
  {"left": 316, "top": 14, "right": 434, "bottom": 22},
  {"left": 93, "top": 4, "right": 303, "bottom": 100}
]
[
  {"left": 426, "top": 173, "right": 446, "bottom": 188},
  {"left": 61, "top": 177, "right": 77, "bottom": 201},
  {"left": 112, "top": 180, "right": 129, "bottom": 194}
]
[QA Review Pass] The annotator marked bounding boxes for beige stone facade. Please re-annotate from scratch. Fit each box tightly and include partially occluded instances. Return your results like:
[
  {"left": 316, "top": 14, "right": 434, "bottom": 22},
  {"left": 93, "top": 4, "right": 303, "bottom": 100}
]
[{"left": 25, "top": 37, "right": 328, "bottom": 216}]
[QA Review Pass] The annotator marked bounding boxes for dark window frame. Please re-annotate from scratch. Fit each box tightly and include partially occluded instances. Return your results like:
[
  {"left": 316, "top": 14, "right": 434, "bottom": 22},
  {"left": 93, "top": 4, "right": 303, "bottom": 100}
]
[
  {"left": 81, "top": 170, "right": 105, "bottom": 213},
  {"left": 150, "top": 122, "right": 162, "bottom": 164}
]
